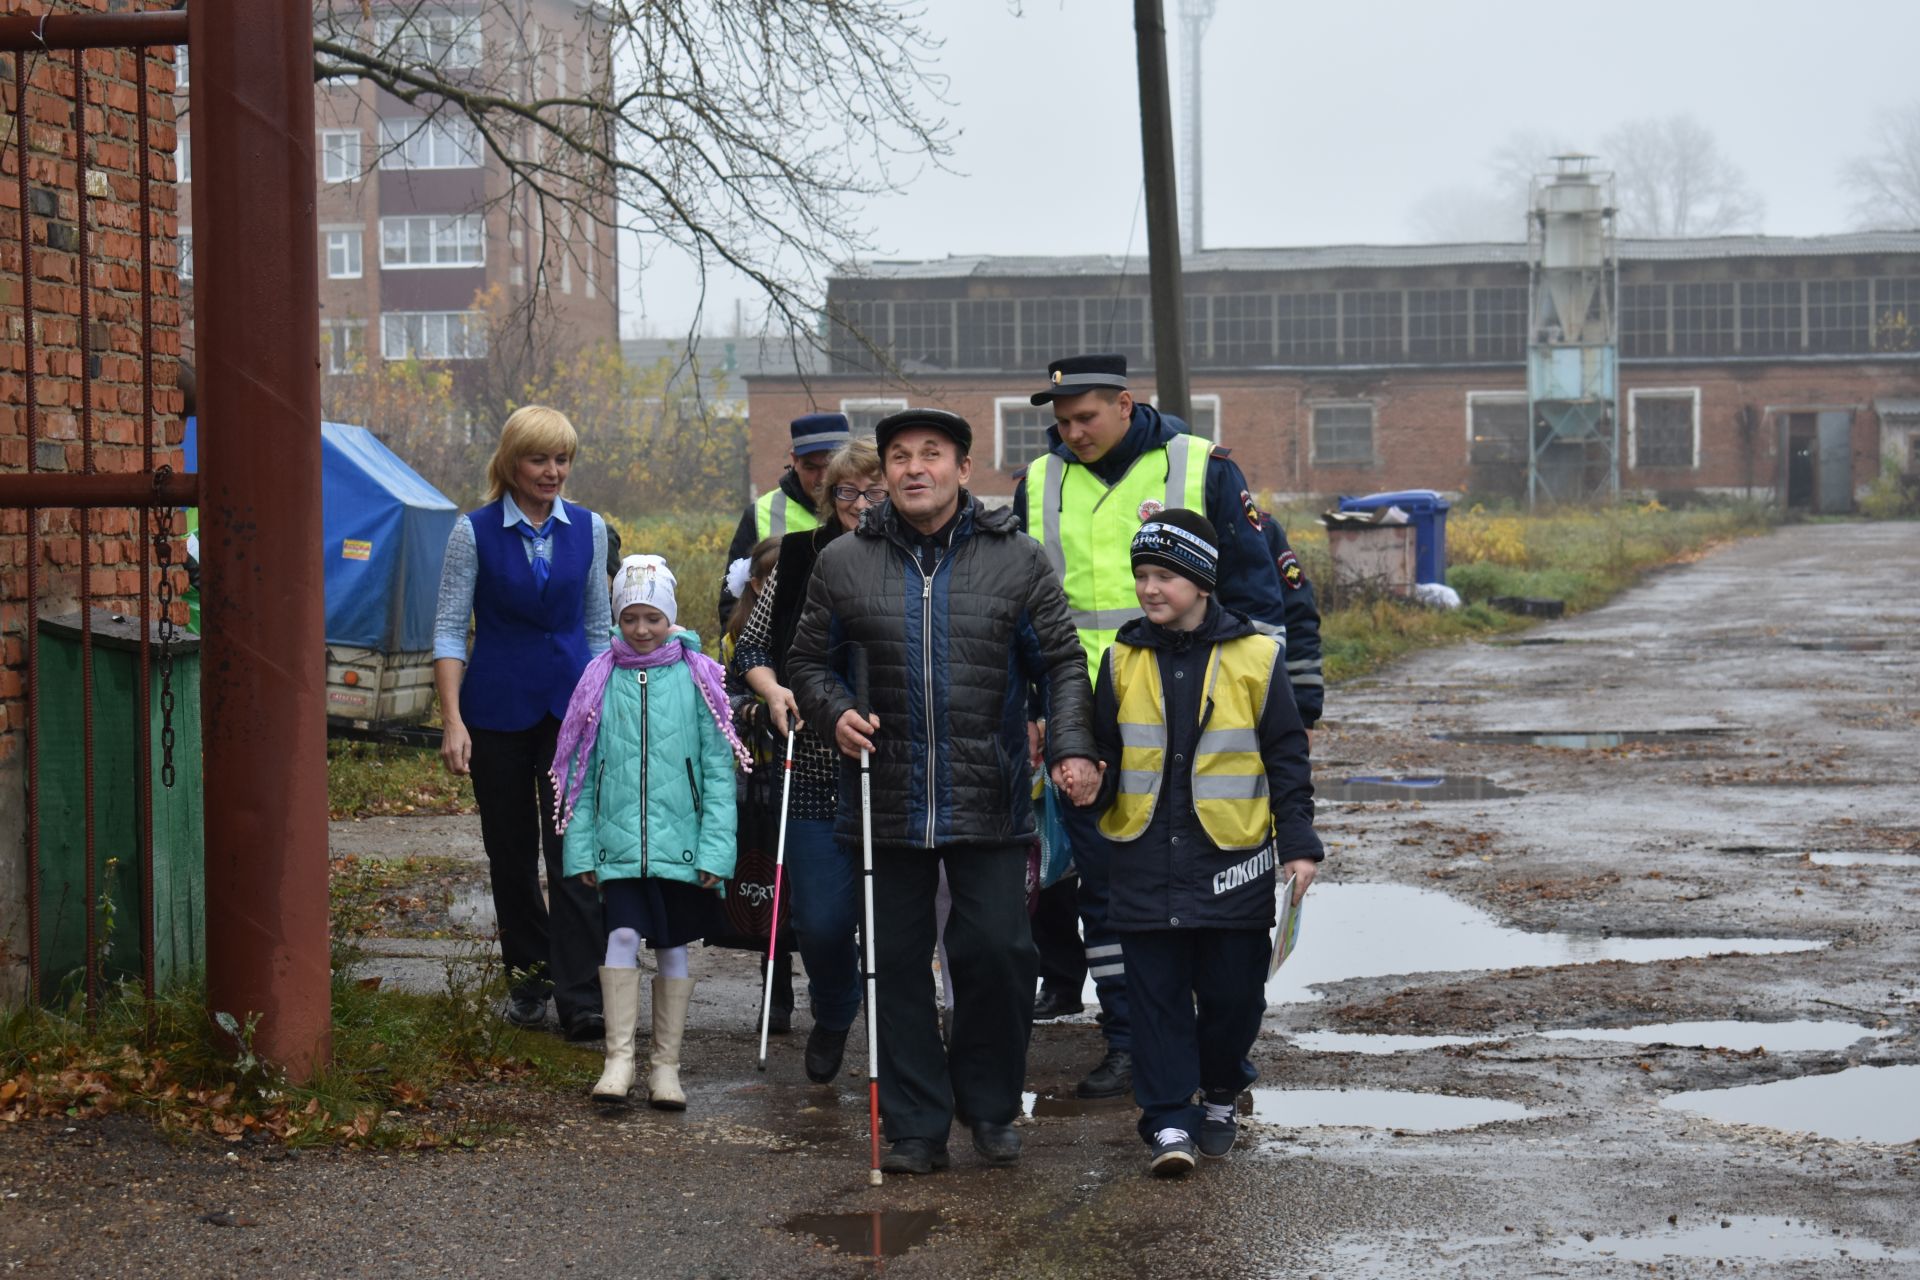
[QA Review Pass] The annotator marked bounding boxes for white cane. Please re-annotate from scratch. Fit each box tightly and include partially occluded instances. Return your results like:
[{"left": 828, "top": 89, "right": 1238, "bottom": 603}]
[
  {"left": 852, "top": 647, "right": 884, "bottom": 1185},
  {"left": 756, "top": 726, "right": 797, "bottom": 1070}
]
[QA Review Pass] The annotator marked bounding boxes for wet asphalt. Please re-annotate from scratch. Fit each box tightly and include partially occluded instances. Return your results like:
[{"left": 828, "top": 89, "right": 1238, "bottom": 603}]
[{"left": 3, "top": 520, "right": 1917, "bottom": 1278}]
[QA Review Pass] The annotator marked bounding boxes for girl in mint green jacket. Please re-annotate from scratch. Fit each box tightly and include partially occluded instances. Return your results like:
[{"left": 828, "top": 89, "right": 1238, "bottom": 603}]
[{"left": 552, "top": 555, "right": 750, "bottom": 1110}]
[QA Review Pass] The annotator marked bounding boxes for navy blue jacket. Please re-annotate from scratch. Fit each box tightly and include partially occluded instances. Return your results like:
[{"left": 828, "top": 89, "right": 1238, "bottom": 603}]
[
  {"left": 1260, "top": 515, "right": 1323, "bottom": 726},
  {"left": 1087, "top": 600, "right": 1322, "bottom": 932},
  {"left": 461, "top": 498, "right": 595, "bottom": 732},
  {"left": 1011, "top": 401, "right": 1291, "bottom": 651}
]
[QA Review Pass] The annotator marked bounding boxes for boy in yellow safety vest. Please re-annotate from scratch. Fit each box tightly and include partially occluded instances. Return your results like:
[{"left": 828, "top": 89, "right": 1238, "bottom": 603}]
[{"left": 1081, "top": 507, "right": 1324, "bottom": 1177}]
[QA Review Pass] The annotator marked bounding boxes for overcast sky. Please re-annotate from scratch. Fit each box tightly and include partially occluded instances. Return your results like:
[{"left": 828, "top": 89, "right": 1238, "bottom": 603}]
[{"left": 623, "top": 0, "right": 1920, "bottom": 337}]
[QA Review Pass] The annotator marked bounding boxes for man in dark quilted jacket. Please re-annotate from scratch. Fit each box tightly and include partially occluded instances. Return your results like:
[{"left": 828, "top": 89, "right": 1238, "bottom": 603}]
[{"left": 789, "top": 408, "right": 1099, "bottom": 1176}]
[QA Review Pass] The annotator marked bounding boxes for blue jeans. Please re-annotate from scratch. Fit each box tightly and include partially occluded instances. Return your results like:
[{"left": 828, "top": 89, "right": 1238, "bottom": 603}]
[
  {"left": 1120, "top": 927, "right": 1268, "bottom": 1144},
  {"left": 1058, "top": 797, "right": 1131, "bottom": 1052},
  {"left": 784, "top": 818, "right": 861, "bottom": 1030}
]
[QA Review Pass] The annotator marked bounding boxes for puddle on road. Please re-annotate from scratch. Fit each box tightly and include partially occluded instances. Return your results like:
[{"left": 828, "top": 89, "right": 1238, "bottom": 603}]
[
  {"left": 1022, "top": 1091, "right": 1133, "bottom": 1119},
  {"left": 1323, "top": 775, "right": 1524, "bottom": 802},
  {"left": 1663, "top": 1065, "right": 1920, "bottom": 1144},
  {"left": 1435, "top": 729, "right": 1732, "bottom": 749},
  {"left": 1548, "top": 1217, "right": 1920, "bottom": 1265},
  {"left": 1263, "top": 882, "right": 1825, "bottom": 1003},
  {"left": 1805, "top": 850, "right": 1920, "bottom": 869},
  {"left": 785, "top": 1210, "right": 942, "bottom": 1260},
  {"left": 1793, "top": 638, "right": 1890, "bottom": 652},
  {"left": 1294, "top": 1020, "right": 1889, "bottom": 1056},
  {"left": 1250, "top": 1088, "right": 1530, "bottom": 1131},
  {"left": 448, "top": 886, "right": 496, "bottom": 931}
]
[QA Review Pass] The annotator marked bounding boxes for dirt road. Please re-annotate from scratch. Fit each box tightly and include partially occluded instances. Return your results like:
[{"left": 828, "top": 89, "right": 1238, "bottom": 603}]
[{"left": 3, "top": 521, "right": 1915, "bottom": 1278}]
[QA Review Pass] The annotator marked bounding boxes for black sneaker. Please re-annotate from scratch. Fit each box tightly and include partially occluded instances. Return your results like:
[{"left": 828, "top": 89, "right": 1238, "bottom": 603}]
[
  {"left": 503, "top": 992, "right": 547, "bottom": 1028},
  {"left": 1197, "top": 1101, "right": 1238, "bottom": 1159},
  {"left": 878, "top": 1138, "right": 950, "bottom": 1176},
  {"left": 1032, "top": 988, "right": 1084, "bottom": 1021},
  {"left": 804, "top": 1024, "right": 849, "bottom": 1084},
  {"left": 1075, "top": 1048, "right": 1132, "bottom": 1099},
  {"left": 1149, "top": 1128, "right": 1197, "bottom": 1177}
]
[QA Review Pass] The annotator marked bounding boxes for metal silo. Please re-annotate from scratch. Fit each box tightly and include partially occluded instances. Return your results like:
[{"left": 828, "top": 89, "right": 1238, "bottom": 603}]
[{"left": 1527, "top": 155, "right": 1620, "bottom": 506}]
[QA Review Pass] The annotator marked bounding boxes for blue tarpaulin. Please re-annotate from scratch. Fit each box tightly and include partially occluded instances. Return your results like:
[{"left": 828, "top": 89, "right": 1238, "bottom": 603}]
[
  {"left": 318, "top": 423, "right": 458, "bottom": 651},
  {"left": 184, "top": 420, "right": 458, "bottom": 649}
]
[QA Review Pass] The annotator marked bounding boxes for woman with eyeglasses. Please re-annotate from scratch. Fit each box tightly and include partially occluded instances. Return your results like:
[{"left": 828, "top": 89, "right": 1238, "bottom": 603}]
[{"left": 729, "top": 437, "right": 884, "bottom": 1085}]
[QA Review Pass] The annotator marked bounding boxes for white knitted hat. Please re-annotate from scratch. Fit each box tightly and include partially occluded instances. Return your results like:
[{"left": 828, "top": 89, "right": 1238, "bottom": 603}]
[{"left": 612, "top": 554, "right": 677, "bottom": 625}]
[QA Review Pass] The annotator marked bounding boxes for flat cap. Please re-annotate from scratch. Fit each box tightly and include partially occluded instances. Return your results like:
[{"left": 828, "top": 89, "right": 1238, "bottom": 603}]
[{"left": 873, "top": 407, "right": 972, "bottom": 458}]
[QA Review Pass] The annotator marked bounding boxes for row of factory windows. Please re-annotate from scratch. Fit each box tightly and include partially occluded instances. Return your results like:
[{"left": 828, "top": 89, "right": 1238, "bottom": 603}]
[
  {"left": 824, "top": 390, "right": 1701, "bottom": 474},
  {"left": 827, "top": 276, "right": 1920, "bottom": 372}
]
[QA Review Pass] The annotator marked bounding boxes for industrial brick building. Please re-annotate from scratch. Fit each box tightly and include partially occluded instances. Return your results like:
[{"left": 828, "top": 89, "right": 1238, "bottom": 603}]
[{"left": 745, "top": 233, "right": 1920, "bottom": 511}]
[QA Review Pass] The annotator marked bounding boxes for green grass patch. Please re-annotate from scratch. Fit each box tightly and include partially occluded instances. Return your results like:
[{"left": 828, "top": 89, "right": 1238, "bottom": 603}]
[
  {"left": 0, "top": 965, "right": 588, "bottom": 1150},
  {"left": 1272, "top": 500, "right": 1775, "bottom": 684},
  {"left": 327, "top": 739, "right": 474, "bottom": 821}
]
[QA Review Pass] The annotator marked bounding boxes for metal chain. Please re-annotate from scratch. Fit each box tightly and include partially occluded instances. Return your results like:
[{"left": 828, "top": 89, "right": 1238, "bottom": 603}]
[{"left": 152, "top": 466, "right": 178, "bottom": 789}]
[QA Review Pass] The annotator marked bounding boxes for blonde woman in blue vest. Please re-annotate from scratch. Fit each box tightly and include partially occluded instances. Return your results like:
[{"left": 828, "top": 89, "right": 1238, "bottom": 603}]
[
  {"left": 432, "top": 406, "right": 611, "bottom": 1041},
  {"left": 1080, "top": 508, "right": 1323, "bottom": 1177}
]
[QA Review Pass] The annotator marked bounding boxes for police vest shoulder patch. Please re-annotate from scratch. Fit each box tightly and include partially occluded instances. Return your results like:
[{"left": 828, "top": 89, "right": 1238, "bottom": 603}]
[
  {"left": 1277, "top": 547, "right": 1304, "bottom": 590},
  {"left": 1240, "top": 488, "right": 1262, "bottom": 531}
]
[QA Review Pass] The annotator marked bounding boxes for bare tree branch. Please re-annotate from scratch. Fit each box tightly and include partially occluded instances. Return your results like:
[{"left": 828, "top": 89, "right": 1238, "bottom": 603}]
[
  {"left": 1844, "top": 100, "right": 1920, "bottom": 230},
  {"left": 311, "top": 0, "right": 954, "bottom": 360}
]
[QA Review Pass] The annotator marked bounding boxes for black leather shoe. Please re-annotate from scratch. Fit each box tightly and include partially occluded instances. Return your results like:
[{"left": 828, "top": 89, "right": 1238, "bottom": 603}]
[
  {"left": 970, "top": 1121, "right": 1022, "bottom": 1166},
  {"left": 1075, "top": 1048, "right": 1132, "bottom": 1099},
  {"left": 878, "top": 1138, "right": 950, "bottom": 1175},
  {"left": 564, "top": 1012, "right": 606, "bottom": 1043},
  {"left": 1032, "top": 988, "right": 1084, "bottom": 1021},
  {"left": 503, "top": 992, "right": 547, "bottom": 1028},
  {"left": 804, "top": 1024, "right": 849, "bottom": 1084}
]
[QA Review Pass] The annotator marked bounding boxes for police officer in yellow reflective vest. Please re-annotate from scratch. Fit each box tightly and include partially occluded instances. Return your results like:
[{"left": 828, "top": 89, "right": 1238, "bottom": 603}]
[
  {"left": 1085, "top": 509, "right": 1321, "bottom": 1175},
  {"left": 1012, "top": 353, "right": 1296, "bottom": 1100},
  {"left": 717, "top": 412, "right": 851, "bottom": 626}
]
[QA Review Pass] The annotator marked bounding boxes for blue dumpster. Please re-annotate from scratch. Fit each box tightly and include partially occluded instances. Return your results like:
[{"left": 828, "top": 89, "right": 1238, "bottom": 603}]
[{"left": 1337, "top": 490, "right": 1450, "bottom": 583}]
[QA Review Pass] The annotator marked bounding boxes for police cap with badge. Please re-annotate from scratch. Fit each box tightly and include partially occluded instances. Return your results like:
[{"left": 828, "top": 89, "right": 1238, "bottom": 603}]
[{"left": 1030, "top": 353, "right": 1130, "bottom": 406}]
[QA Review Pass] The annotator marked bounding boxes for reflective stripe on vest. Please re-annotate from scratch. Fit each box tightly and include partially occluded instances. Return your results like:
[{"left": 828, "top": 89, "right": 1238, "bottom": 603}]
[
  {"left": 1024, "top": 434, "right": 1209, "bottom": 679},
  {"left": 1097, "top": 633, "right": 1281, "bottom": 852},
  {"left": 754, "top": 488, "right": 819, "bottom": 542}
]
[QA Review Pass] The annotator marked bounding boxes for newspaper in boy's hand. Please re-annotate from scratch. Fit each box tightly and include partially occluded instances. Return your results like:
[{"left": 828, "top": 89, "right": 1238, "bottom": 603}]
[{"left": 1269, "top": 872, "right": 1304, "bottom": 978}]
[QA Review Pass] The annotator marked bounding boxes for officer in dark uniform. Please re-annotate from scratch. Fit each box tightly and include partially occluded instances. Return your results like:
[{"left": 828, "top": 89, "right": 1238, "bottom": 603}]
[
  {"left": 1013, "top": 353, "right": 1297, "bottom": 1099},
  {"left": 1259, "top": 511, "right": 1323, "bottom": 728}
]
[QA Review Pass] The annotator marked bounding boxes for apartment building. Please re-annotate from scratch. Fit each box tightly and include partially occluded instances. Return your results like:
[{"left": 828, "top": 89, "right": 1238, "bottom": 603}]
[{"left": 176, "top": 1, "right": 618, "bottom": 380}]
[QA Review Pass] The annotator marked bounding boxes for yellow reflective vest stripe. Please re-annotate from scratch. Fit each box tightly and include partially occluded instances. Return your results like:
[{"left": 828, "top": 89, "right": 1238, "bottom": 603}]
[
  {"left": 754, "top": 487, "right": 818, "bottom": 542},
  {"left": 1023, "top": 434, "right": 1209, "bottom": 680},
  {"left": 1097, "top": 632, "right": 1281, "bottom": 852}
]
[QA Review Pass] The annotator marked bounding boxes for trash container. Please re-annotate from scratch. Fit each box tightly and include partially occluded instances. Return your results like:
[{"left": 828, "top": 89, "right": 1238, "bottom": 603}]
[
  {"left": 1320, "top": 512, "right": 1417, "bottom": 598},
  {"left": 35, "top": 609, "right": 204, "bottom": 1002},
  {"left": 1337, "top": 490, "right": 1450, "bottom": 584}
]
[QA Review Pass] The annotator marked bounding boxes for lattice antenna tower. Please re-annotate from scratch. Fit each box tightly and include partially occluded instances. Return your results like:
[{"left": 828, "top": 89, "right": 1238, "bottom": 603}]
[{"left": 1177, "top": 0, "right": 1216, "bottom": 255}]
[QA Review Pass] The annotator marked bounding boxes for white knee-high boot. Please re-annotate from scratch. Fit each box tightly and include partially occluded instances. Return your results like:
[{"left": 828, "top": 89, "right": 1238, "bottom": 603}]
[
  {"left": 647, "top": 975, "right": 694, "bottom": 1110},
  {"left": 591, "top": 966, "right": 642, "bottom": 1104}
]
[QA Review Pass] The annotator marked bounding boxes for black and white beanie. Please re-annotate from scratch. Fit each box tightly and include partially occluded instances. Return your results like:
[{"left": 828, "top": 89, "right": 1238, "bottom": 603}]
[{"left": 1130, "top": 508, "right": 1219, "bottom": 592}]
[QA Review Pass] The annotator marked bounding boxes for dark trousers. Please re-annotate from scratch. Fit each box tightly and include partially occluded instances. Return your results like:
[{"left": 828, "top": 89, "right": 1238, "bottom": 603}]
[
  {"left": 1119, "top": 927, "right": 1269, "bottom": 1144},
  {"left": 468, "top": 715, "right": 603, "bottom": 1027},
  {"left": 1059, "top": 799, "right": 1130, "bottom": 1051},
  {"left": 1030, "top": 876, "right": 1086, "bottom": 997},
  {"left": 785, "top": 818, "right": 862, "bottom": 1030},
  {"left": 872, "top": 845, "right": 1037, "bottom": 1143}
]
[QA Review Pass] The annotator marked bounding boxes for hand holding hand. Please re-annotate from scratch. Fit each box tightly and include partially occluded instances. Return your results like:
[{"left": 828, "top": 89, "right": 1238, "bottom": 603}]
[
  {"left": 578, "top": 871, "right": 597, "bottom": 888},
  {"left": 1027, "top": 720, "right": 1046, "bottom": 769},
  {"left": 835, "top": 708, "right": 881, "bottom": 757},
  {"left": 1051, "top": 756, "right": 1101, "bottom": 807},
  {"left": 697, "top": 871, "right": 721, "bottom": 890}
]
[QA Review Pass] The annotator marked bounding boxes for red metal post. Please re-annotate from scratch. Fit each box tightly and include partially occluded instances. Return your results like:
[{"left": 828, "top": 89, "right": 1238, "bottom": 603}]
[{"left": 189, "top": 0, "right": 331, "bottom": 1078}]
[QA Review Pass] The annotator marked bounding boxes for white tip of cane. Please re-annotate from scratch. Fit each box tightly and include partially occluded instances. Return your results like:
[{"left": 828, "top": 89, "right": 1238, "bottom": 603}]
[{"left": 868, "top": 1169, "right": 884, "bottom": 1186}]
